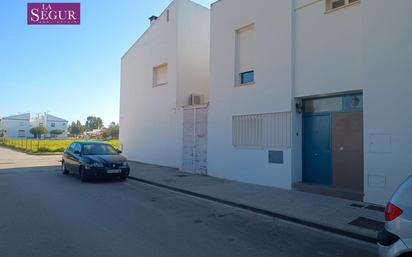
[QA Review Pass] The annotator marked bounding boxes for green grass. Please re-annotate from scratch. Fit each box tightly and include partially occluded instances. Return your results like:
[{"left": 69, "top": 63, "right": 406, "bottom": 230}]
[{"left": 0, "top": 138, "right": 120, "bottom": 153}]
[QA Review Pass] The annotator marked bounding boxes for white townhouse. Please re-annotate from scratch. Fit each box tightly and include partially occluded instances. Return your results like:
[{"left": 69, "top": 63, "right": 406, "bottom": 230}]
[
  {"left": 208, "top": 0, "right": 412, "bottom": 205},
  {"left": 120, "top": 0, "right": 210, "bottom": 170},
  {"left": 0, "top": 113, "right": 31, "bottom": 138},
  {"left": 31, "top": 113, "right": 68, "bottom": 139}
]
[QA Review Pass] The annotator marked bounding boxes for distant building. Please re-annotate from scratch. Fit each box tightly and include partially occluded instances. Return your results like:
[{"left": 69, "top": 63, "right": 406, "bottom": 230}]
[
  {"left": 0, "top": 113, "right": 31, "bottom": 138},
  {"left": 83, "top": 129, "right": 104, "bottom": 139},
  {"left": 31, "top": 113, "right": 68, "bottom": 139}
]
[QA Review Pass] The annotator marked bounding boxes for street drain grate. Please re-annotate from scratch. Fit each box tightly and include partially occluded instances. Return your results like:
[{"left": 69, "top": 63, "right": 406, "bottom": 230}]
[
  {"left": 348, "top": 217, "right": 384, "bottom": 231},
  {"left": 350, "top": 203, "right": 365, "bottom": 208},
  {"left": 365, "top": 205, "right": 385, "bottom": 212}
]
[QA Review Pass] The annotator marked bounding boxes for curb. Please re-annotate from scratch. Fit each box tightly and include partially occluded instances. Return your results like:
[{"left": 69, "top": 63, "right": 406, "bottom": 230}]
[{"left": 128, "top": 175, "right": 377, "bottom": 244}]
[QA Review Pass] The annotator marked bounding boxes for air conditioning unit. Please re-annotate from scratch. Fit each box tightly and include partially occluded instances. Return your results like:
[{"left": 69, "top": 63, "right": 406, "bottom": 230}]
[{"left": 189, "top": 94, "right": 204, "bottom": 106}]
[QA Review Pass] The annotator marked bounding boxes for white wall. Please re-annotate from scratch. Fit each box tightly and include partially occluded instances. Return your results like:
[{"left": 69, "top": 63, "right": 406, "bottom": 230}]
[
  {"left": 208, "top": 0, "right": 293, "bottom": 189},
  {"left": 0, "top": 118, "right": 31, "bottom": 138},
  {"left": 120, "top": 1, "right": 180, "bottom": 168},
  {"left": 176, "top": 0, "right": 210, "bottom": 106},
  {"left": 362, "top": 0, "right": 412, "bottom": 204},
  {"left": 294, "top": 0, "right": 412, "bottom": 204},
  {"left": 120, "top": 0, "right": 209, "bottom": 169},
  {"left": 294, "top": 0, "right": 362, "bottom": 97}
]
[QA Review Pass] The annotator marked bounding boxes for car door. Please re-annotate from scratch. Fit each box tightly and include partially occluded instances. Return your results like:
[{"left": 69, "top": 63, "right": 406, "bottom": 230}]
[
  {"left": 64, "top": 143, "right": 75, "bottom": 171},
  {"left": 72, "top": 143, "right": 82, "bottom": 174}
]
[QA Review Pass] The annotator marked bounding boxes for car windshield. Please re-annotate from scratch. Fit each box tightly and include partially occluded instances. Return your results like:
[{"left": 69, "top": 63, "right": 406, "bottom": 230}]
[{"left": 82, "top": 144, "right": 118, "bottom": 155}]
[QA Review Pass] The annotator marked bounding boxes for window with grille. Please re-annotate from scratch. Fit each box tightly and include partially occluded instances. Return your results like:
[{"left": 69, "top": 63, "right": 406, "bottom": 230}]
[
  {"left": 232, "top": 112, "right": 291, "bottom": 149},
  {"left": 326, "top": 0, "right": 360, "bottom": 11}
]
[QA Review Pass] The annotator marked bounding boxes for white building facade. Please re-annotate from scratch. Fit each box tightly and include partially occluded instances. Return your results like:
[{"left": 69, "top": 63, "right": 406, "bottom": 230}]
[
  {"left": 208, "top": 0, "right": 412, "bottom": 205},
  {"left": 120, "top": 0, "right": 210, "bottom": 169},
  {"left": 0, "top": 113, "right": 32, "bottom": 139},
  {"left": 31, "top": 113, "right": 68, "bottom": 139}
]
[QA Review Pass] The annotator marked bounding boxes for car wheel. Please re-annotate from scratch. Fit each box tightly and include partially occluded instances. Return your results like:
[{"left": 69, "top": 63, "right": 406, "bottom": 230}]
[
  {"left": 62, "top": 161, "right": 69, "bottom": 175},
  {"left": 80, "top": 168, "right": 89, "bottom": 182}
]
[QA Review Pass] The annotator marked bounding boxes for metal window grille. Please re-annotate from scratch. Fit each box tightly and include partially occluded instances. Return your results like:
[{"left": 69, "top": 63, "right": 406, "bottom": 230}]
[{"left": 232, "top": 112, "right": 291, "bottom": 149}]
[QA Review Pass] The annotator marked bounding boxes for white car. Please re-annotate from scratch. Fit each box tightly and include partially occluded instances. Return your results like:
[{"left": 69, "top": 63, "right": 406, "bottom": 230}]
[{"left": 378, "top": 176, "right": 412, "bottom": 257}]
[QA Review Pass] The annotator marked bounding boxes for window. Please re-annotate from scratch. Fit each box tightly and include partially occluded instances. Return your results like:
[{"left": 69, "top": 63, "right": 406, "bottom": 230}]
[
  {"left": 62, "top": 123, "right": 66, "bottom": 126},
  {"left": 18, "top": 130, "right": 25, "bottom": 138},
  {"left": 326, "top": 0, "right": 360, "bottom": 11},
  {"left": 51, "top": 122, "right": 55, "bottom": 128},
  {"left": 74, "top": 143, "right": 81, "bottom": 154},
  {"left": 19, "top": 121, "right": 24, "bottom": 126},
  {"left": 240, "top": 71, "right": 254, "bottom": 84},
  {"left": 236, "top": 24, "right": 255, "bottom": 85},
  {"left": 332, "top": 0, "right": 345, "bottom": 9},
  {"left": 83, "top": 144, "right": 118, "bottom": 155},
  {"left": 304, "top": 94, "right": 363, "bottom": 113},
  {"left": 232, "top": 112, "right": 291, "bottom": 149},
  {"left": 68, "top": 143, "right": 75, "bottom": 152},
  {"left": 153, "top": 63, "right": 168, "bottom": 87}
]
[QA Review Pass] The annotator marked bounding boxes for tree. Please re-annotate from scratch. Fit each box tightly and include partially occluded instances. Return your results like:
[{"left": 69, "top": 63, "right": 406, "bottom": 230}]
[
  {"left": 103, "top": 122, "right": 119, "bottom": 139},
  {"left": 50, "top": 129, "right": 63, "bottom": 138},
  {"left": 68, "top": 120, "right": 85, "bottom": 136},
  {"left": 85, "top": 116, "right": 104, "bottom": 131},
  {"left": 30, "top": 126, "right": 48, "bottom": 139}
]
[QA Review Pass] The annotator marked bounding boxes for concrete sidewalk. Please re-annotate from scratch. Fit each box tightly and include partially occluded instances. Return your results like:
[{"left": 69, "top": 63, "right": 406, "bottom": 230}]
[{"left": 128, "top": 161, "right": 384, "bottom": 243}]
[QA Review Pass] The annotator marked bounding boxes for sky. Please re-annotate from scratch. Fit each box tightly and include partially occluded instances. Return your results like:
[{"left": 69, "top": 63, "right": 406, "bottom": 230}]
[{"left": 0, "top": 0, "right": 213, "bottom": 127}]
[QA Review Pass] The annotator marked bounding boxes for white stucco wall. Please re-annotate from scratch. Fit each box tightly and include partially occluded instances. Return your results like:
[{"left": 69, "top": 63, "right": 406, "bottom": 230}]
[
  {"left": 362, "top": 0, "right": 412, "bottom": 204},
  {"left": 294, "top": 0, "right": 412, "bottom": 204},
  {"left": 120, "top": 0, "right": 209, "bottom": 168},
  {"left": 294, "top": 0, "right": 362, "bottom": 97},
  {"left": 208, "top": 0, "right": 293, "bottom": 189},
  {"left": 176, "top": 0, "right": 210, "bottom": 106}
]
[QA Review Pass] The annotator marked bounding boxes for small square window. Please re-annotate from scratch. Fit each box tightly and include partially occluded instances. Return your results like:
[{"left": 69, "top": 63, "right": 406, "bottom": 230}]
[{"left": 240, "top": 71, "right": 254, "bottom": 84}]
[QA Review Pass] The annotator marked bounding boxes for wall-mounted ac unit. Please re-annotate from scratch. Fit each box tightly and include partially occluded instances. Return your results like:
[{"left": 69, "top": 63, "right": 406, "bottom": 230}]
[{"left": 190, "top": 94, "right": 204, "bottom": 106}]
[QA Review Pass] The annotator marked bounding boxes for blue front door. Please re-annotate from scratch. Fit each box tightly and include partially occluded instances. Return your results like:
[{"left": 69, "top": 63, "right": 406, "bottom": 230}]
[{"left": 303, "top": 114, "right": 332, "bottom": 185}]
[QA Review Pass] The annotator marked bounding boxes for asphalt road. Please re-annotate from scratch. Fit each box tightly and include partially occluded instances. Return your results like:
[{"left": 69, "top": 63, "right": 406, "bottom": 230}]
[{"left": 0, "top": 148, "right": 377, "bottom": 257}]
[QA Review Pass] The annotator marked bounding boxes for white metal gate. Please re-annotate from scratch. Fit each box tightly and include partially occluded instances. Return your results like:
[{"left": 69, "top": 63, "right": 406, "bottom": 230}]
[{"left": 182, "top": 105, "right": 208, "bottom": 174}]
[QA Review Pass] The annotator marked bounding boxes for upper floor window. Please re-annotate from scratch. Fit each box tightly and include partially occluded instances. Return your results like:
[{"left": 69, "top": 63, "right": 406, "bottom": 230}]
[
  {"left": 240, "top": 71, "right": 254, "bottom": 84},
  {"left": 235, "top": 24, "right": 255, "bottom": 86},
  {"left": 153, "top": 63, "right": 168, "bottom": 87},
  {"left": 51, "top": 122, "right": 55, "bottom": 128},
  {"left": 326, "top": 0, "right": 360, "bottom": 12}
]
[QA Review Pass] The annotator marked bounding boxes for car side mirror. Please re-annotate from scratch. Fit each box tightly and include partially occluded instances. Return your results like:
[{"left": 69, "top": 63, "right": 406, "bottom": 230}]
[
  {"left": 117, "top": 150, "right": 122, "bottom": 154},
  {"left": 74, "top": 150, "right": 81, "bottom": 155}
]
